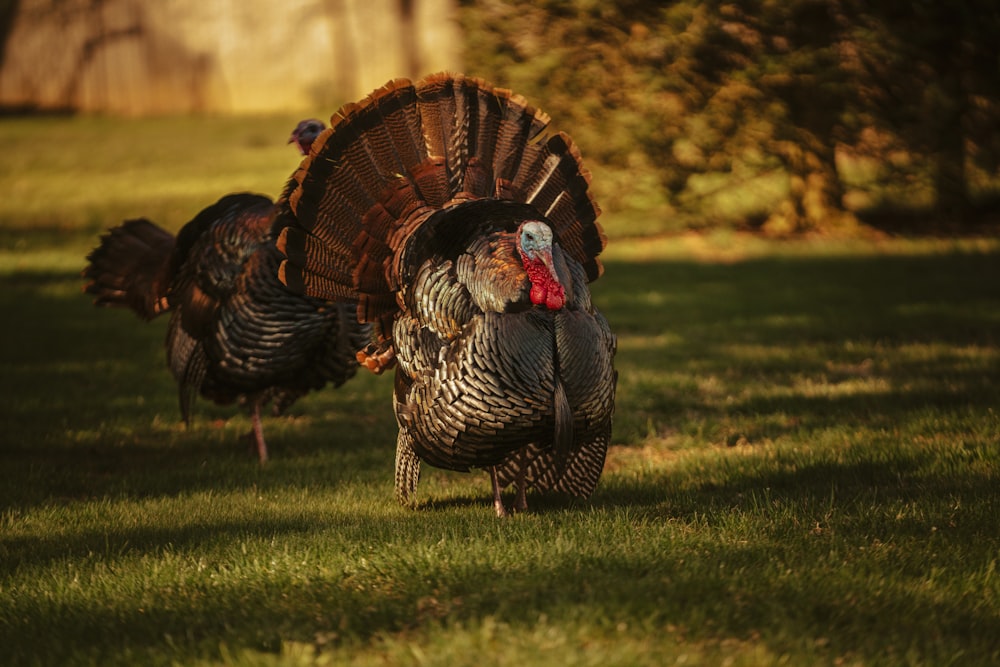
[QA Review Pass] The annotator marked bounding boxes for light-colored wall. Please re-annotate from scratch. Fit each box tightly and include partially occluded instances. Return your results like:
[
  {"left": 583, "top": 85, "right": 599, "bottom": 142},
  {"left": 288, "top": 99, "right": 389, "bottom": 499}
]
[{"left": 0, "top": 0, "right": 462, "bottom": 115}]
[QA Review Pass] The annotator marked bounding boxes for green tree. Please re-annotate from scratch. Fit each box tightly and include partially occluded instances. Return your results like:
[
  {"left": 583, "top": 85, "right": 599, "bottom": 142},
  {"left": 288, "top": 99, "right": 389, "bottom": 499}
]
[
  {"left": 461, "top": 0, "right": 863, "bottom": 234},
  {"left": 850, "top": 0, "right": 1000, "bottom": 222},
  {"left": 685, "top": 0, "right": 861, "bottom": 233},
  {"left": 459, "top": 0, "right": 1000, "bottom": 234}
]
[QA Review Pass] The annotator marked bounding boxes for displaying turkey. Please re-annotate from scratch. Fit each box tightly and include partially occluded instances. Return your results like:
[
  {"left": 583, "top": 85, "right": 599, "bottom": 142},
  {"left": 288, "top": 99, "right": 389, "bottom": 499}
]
[
  {"left": 83, "top": 124, "right": 370, "bottom": 463},
  {"left": 276, "top": 73, "right": 617, "bottom": 515}
]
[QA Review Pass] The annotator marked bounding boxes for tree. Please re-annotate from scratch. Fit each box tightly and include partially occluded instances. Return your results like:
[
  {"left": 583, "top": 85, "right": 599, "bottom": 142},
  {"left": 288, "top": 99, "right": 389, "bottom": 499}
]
[
  {"left": 851, "top": 0, "right": 1000, "bottom": 222},
  {"left": 459, "top": 0, "right": 1000, "bottom": 234}
]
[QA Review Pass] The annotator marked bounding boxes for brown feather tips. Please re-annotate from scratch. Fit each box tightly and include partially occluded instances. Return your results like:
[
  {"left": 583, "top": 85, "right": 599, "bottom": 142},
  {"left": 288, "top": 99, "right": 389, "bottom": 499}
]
[{"left": 277, "top": 258, "right": 304, "bottom": 294}]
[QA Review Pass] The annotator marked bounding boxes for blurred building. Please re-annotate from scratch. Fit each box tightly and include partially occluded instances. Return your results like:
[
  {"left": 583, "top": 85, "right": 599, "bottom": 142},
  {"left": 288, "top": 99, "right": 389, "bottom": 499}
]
[{"left": 0, "top": 0, "right": 461, "bottom": 115}]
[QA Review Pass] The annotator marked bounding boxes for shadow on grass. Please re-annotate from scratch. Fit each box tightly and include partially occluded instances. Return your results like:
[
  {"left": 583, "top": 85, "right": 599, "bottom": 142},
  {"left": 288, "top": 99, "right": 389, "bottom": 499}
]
[{"left": 4, "top": 456, "right": 1000, "bottom": 665}]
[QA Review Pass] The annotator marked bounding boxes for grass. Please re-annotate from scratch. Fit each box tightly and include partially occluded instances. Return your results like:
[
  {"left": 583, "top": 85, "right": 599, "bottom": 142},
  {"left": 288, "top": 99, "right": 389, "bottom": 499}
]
[{"left": 2, "top": 115, "right": 1000, "bottom": 666}]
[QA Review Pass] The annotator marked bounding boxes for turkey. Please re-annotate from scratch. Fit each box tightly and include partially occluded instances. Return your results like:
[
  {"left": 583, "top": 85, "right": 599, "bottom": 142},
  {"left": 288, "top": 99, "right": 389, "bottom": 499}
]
[
  {"left": 276, "top": 73, "right": 617, "bottom": 515},
  {"left": 83, "top": 124, "right": 370, "bottom": 463},
  {"left": 288, "top": 119, "right": 327, "bottom": 155}
]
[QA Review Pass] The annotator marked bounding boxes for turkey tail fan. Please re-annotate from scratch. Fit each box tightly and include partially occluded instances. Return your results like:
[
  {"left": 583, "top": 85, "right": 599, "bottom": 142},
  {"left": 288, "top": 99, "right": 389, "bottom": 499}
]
[
  {"left": 82, "top": 218, "right": 175, "bottom": 320},
  {"left": 278, "top": 78, "right": 428, "bottom": 306},
  {"left": 515, "top": 132, "right": 605, "bottom": 281},
  {"left": 413, "top": 73, "right": 466, "bottom": 197},
  {"left": 277, "top": 71, "right": 607, "bottom": 324}
]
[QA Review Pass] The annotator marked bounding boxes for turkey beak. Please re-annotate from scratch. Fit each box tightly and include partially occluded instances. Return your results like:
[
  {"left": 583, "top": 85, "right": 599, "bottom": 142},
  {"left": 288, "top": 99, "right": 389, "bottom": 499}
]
[{"left": 539, "top": 248, "right": 560, "bottom": 283}]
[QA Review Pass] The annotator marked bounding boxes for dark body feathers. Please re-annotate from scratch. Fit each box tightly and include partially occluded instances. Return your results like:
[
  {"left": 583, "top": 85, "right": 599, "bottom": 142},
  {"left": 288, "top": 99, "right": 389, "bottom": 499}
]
[
  {"left": 277, "top": 73, "right": 617, "bottom": 515},
  {"left": 84, "top": 193, "right": 371, "bottom": 462}
]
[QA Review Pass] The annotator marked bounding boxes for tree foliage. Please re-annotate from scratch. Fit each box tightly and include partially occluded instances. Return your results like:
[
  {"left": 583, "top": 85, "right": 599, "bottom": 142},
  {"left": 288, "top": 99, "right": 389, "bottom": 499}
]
[{"left": 459, "top": 0, "right": 1000, "bottom": 235}]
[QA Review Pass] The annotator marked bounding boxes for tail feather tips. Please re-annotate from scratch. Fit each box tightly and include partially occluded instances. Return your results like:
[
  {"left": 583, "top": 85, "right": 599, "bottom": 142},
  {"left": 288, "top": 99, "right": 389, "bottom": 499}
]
[{"left": 82, "top": 218, "right": 175, "bottom": 320}]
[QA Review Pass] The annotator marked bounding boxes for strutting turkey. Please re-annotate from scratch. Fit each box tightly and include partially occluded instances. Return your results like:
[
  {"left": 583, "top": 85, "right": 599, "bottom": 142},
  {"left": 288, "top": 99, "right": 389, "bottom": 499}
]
[
  {"left": 82, "top": 123, "right": 371, "bottom": 463},
  {"left": 276, "top": 73, "right": 617, "bottom": 515}
]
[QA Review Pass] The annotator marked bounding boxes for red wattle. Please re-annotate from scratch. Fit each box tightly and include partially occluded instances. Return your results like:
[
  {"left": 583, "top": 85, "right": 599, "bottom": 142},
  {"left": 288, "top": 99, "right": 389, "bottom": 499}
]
[
  {"left": 524, "top": 259, "right": 565, "bottom": 310},
  {"left": 546, "top": 285, "right": 565, "bottom": 310},
  {"left": 530, "top": 282, "right": 547, "bottom": 306}
]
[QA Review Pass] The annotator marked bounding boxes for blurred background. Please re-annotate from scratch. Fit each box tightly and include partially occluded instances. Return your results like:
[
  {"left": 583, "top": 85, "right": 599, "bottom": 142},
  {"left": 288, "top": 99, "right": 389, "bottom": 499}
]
[
  {"left": 2, "top": 0, "right": 999, "bottom": 238},
  {"left": 0, "top": 0, "right": 462, "bottom": 114}
]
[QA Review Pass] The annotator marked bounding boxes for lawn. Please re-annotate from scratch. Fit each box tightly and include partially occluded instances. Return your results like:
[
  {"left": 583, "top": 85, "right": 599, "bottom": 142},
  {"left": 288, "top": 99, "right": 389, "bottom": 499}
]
[{"left": 1, "top": 116, "right": 999, "bottom": 666}]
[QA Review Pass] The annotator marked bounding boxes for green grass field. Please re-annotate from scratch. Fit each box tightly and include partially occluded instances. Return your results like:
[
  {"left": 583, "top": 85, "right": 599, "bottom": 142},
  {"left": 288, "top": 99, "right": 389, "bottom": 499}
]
[{"left": 2, "top": 116, "right": 999, "bottom": 666}]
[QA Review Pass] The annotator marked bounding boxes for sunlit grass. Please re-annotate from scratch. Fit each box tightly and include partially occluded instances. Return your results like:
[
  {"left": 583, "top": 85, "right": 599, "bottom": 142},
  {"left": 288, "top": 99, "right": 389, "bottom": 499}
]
[
  {"left": 2, "top": 115, "right": 1000, "bottom": 665},
  {"left": 0, "top": 115, "right": 304, "bottom": 242}
]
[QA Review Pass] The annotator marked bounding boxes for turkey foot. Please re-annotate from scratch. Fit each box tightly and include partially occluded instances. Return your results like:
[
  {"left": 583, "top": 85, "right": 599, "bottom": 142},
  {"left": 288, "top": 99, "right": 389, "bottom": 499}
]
[{"left": 356, "top": 344, "right": 396, "bottom": 375}]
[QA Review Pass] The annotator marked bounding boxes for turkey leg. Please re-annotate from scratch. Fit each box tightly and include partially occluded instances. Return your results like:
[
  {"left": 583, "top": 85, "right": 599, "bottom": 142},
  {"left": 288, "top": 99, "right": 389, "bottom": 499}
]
[
  {"left": 514, "top": 466, "right": 528, "bottom": 513},
  {"left": 250, "top": 401, "right": 269, "bottom": 464},
  {"left": 489, "top": 467, "right": 509, "bottom": 518}
]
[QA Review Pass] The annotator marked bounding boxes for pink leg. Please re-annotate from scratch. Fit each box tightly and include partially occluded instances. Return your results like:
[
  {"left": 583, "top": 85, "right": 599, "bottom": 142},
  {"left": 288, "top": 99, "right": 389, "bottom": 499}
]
[
  {"left": 251, "top": 402, "right": 268, "bottom": 464},
  {"left": 489, "top": 467, "right": 509, "bottom": 518}
]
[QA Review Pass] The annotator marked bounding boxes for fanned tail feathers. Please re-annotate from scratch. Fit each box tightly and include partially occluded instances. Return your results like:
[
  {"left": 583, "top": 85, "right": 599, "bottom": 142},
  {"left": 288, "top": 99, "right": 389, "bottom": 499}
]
[
  {"left": 276, "top": 72, "right": 606, "bottom": 336},
  {"left": 82, "top": 218, "right": 175, "bottom": 320}
]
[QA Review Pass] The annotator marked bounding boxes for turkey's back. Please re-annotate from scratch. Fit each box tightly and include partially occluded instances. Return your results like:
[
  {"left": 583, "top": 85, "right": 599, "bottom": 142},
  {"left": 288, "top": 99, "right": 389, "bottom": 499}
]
[{"left": 166, "top": 194, "right": 369, "bottom": 418}]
